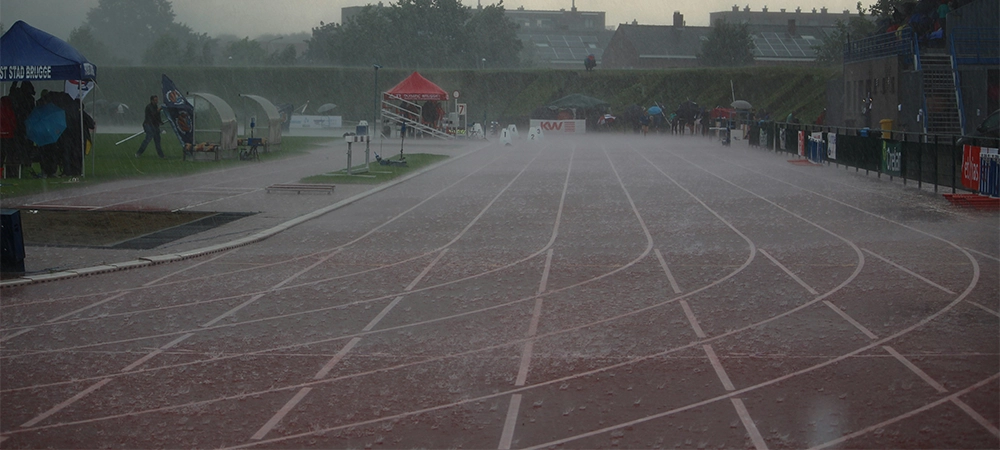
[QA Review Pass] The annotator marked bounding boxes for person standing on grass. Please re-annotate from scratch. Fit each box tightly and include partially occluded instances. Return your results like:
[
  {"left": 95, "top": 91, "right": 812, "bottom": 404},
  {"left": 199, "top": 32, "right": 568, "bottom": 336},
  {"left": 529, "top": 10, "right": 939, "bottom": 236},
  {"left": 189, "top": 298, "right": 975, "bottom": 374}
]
[{"left": 136, "top": 95, "right": 164, "bottom": 158}]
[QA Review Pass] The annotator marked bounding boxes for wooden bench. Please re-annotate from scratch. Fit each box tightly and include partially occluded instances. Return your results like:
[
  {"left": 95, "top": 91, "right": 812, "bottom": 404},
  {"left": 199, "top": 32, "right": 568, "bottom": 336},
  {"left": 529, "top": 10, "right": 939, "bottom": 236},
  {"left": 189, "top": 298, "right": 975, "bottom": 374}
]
[
  {"left": 183, "top": 142, "right": 221, "bottom": 161},
  {"left": 266, "top": 183, "right": 335, "bottom": 194}
]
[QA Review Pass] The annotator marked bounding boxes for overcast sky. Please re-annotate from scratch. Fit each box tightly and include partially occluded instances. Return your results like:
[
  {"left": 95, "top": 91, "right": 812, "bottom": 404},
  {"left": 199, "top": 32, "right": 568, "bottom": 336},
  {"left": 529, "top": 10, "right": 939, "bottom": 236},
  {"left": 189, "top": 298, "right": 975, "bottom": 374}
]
[{"left": 2, "top": 0, "right": 862, "bottom": 40}]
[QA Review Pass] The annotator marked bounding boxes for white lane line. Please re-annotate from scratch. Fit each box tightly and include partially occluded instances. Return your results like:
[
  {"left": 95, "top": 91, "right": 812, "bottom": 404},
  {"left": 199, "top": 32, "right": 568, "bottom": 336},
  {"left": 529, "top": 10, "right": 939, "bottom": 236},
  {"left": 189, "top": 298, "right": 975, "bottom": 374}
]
[
  {"left": 498, "top": 394, "right": 522, "bottom": 449},
  {"left": 537, "top": 249, "right": 553, "bottom": 296},
  {"left": 46, "top": 292, "right": 128, "bottom": 323},
  {"left": 808, "top": 374, "right": 999, "bottom": 449},
  {"left": 515, "top": 340, "right": 536, "bottom": 387},
  {"left": 143, "top": 249, "right": 236, "bottom": 286},
  {"left": 363, "top": 251, "right": 447, "bottom": 333},
  {"left": 964, "top": 247, "right": 999, "bottom": 262},
  {"left": 251, "top": 387, "right": 313, "bottom": 440},
  {"left": 679, "top": 300, "right": 706, "bottom": 339},
  {"left": 731, "top": 398, "right": 770, "bottom": 450},
  {"left": 206, "top": 247, "right": 346, "bottom": 327},
  {"left": 258, "top": 248, "right": 448, "bottom": 440},
  {"left": 654, "top": 249, "right": 682, "bottom": 294},
  {"left": 517, "top": 250, "right": 554, "bottom": 386},
  {"left": 16, "top": 331, "right": 194, "bottom": 428},
  {"left": 405, "top": 249, "right": 448, "bottom": 292},
  {"left": 121, "top": 333, "right": 194, "bottom": 373},
  {"left": 2, "top": 251, "right": 234, "bottom": 342},
  {"left": 951, "top": 397, "right": 1000, "bottom": 438},
  {"left": 21, "top": 378, "right": 112, "bottom": 428},
  {"left": 0, "top": 328, "right": 34, "bottom": 343},
  {"left": 863, "top": 248, "right": 955, "bottom": 294},
  {"left": 966, "top": 301, "right": 1000, "bottom": 318},
  {"left": 822, "top": 300, "right": 879, "bottom": 340},
  {"left": 883, "top": 346, "right": 948, "bottom": 393},
  {"left": 313, "top": 338, "right": 361, "bottom": 380},
  {"left": 759, "top": 248, "right": 818, "bottom": 295},
  {"left": 202, "top": 293, "right": 266, "bottom": 327},
  {"left": 506, "top": 249, "right": 555, "bottom": 447},
  {"left": 703, "top": 344, "right": 736, "bottom": 391},
  {"left": 362, "top": 297, "right": 404, "bottom": 332}
]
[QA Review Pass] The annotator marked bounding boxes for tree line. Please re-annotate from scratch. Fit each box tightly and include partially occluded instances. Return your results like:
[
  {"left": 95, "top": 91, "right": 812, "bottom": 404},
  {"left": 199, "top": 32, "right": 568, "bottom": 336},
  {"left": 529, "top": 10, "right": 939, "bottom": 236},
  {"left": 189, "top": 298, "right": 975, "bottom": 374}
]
[
  {"left": 62, "top": 0, "right": 522, "bottom": 68},
  {"left": 54, "top": 0, "right": 904, "bottom": 68}
]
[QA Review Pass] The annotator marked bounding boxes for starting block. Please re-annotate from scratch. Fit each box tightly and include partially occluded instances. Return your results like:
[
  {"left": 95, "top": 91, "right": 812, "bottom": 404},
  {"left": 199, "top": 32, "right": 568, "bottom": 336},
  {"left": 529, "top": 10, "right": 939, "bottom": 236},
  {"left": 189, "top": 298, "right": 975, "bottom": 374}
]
[
  {"left": 528, "top": 126, "right": 544, "bottom": 141},
  {"left": 507, "top": 124, "right": 519, "bottom": 139},
  {"left": 500, "top": 127, "right": 512, "bottom": 146}
]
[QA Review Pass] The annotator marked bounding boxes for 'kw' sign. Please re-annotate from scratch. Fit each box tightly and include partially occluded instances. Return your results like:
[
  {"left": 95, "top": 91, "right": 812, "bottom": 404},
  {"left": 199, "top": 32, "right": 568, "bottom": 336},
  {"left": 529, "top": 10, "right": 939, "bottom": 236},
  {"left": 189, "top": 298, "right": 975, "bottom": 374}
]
[{"left": 529, "top": 120, "right": 586, "bottom": 134}]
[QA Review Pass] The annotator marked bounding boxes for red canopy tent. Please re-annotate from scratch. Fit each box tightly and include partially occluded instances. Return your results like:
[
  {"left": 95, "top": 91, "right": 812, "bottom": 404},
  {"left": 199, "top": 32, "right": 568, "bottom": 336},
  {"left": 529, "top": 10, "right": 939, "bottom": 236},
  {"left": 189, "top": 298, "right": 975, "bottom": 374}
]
[{"left": 385, "top": 72, "right": 449, "bottom": 101}]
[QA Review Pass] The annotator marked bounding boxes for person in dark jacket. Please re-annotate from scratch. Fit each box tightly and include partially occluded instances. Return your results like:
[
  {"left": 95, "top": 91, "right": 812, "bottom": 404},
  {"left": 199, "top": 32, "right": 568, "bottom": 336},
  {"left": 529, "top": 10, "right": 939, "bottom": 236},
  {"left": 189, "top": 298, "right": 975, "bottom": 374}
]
[
  {"left": 58, "top": 98, "right": 94, "bottom": 177},
  {"left": 136, "top": 95, "right": 164, "bottom": 158},
  {"left": 8, "top": 81, "right": 36, "bottom": 172}
]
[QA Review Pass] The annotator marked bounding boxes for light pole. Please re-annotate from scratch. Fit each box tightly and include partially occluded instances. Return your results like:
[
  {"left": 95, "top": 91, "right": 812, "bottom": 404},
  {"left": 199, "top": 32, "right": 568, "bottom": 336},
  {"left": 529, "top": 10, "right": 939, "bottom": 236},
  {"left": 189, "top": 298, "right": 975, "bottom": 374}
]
[
  {"left": 373, "top": 64, "right": 382, "bottom": 137},
  {"left": 371, "top": 64, "right": 382, "bottom": 165}
]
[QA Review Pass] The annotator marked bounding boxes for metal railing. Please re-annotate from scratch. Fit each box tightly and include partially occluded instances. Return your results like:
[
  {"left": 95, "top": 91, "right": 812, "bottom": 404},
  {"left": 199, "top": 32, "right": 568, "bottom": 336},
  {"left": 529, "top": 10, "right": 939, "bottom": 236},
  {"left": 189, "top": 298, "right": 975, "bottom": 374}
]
[
  {"left": 748, "top": 121, "right": 999, "bottom": 194},
  {"left": 843, "top": 29, "right": 917, "bottom": 64},
  {"left": 380, "top": 94, "right": 453, "bottom": 140},
  {"left": 949, "top": 27, "right": 1000, "bottom": 66}
]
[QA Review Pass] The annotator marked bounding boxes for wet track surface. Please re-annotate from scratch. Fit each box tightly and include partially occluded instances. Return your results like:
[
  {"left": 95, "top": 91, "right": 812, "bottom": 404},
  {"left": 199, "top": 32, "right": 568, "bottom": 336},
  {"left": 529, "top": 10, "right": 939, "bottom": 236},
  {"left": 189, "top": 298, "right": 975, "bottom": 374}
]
[{"left": 1, "top": 135, "right": 998, "bottom": 449}]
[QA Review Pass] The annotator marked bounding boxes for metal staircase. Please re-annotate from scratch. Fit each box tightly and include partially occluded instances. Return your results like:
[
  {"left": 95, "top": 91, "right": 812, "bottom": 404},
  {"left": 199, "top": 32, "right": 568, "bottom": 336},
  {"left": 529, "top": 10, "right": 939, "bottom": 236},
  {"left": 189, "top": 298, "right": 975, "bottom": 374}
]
[
  {"left": 380, "top": 94, "right": 454, "bottom": 140},
  {"left": 920, "top": 53, "right": 963, "bottom": 135}
]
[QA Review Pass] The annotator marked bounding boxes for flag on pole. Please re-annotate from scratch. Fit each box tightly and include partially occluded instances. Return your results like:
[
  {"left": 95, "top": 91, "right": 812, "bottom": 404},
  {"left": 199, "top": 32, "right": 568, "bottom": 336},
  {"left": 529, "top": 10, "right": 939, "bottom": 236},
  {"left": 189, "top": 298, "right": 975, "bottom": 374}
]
[
  {"left": 161, "top": 74, "right": 194, "bottom": 148},
  {"left": 64, "top": 79, "right": 94, "bottom": 100}
]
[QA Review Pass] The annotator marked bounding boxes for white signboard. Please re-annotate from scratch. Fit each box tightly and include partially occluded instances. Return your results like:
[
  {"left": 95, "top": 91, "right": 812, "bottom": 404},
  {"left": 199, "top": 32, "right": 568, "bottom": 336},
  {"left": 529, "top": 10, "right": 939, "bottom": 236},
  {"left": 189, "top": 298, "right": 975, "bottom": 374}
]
[
  {"left": 64, "top": 80, "right": 94, "bottom": 100},
  {"left": 457, "top": 103, "right": 467, "bottom": 116},
  {"left": 529, "top": 119, "right": 586, "bottom": 134},
  {"left": 827, "top": 133, "right": 837, "bottom": 160},
  {"left": 290, "top": 115, "right": 343, "bottom": 129}
]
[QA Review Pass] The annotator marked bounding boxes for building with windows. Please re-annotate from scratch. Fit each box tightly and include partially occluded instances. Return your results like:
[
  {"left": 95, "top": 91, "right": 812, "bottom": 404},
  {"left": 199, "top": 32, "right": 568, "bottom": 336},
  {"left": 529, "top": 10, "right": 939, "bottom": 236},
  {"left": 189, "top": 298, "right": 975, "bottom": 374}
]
[
  {"left": 603, "top": 6, "right": 846, "bottom": 69},
  {"left": 503, "top": 4, "right": 614, "bottom": 68}
]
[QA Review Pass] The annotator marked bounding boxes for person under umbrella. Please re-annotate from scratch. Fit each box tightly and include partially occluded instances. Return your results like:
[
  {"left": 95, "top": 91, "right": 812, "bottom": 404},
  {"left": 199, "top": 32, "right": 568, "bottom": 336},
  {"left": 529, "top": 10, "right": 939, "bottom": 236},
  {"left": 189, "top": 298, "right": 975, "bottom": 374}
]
[{"left": 25, "top": 96, "right": 66, "bottom": 177}]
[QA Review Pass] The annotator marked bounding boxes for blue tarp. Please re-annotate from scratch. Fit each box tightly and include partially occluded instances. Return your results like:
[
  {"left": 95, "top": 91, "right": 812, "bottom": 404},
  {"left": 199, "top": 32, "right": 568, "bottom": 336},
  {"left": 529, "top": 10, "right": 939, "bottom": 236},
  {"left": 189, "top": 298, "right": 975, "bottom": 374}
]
[{"left": 0, "top": 21, "right": 97, "bottom": 82}]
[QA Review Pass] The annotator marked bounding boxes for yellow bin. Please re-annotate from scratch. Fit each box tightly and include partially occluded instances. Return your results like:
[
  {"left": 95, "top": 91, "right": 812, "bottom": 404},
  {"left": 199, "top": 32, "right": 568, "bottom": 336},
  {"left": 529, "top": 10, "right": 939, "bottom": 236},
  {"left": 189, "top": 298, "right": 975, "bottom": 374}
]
[{"left": 879, "top": 119, "right": 893, "bottom": 139}]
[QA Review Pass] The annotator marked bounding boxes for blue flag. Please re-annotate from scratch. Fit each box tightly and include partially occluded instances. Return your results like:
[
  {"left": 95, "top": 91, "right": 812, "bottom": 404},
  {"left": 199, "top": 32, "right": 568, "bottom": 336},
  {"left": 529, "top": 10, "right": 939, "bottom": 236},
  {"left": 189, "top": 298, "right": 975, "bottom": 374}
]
[{"left": 161, "top": 74, "right": 194, "bottom": 148}]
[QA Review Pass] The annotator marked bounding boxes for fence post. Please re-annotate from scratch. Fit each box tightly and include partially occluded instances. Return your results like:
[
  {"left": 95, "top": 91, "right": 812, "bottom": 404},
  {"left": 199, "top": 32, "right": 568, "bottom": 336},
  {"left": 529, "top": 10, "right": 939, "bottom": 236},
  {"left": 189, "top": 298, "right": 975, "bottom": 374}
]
[
  {"left": 917, "top": 134, "right": 922, "bottom": 189},
  {"left": 933, "top": 134, "right": 938, "bottom": 193},
  {"left": 951, "top": 135, "right": 957, "bottom": 194}
]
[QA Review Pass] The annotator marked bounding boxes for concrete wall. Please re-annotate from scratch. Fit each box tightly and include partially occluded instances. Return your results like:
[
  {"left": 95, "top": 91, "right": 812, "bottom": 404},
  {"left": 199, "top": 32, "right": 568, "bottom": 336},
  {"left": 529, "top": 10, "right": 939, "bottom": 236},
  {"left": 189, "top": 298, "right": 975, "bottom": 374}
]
[{"left": 843, "top": 56, "right": 904, "bottom": 129}]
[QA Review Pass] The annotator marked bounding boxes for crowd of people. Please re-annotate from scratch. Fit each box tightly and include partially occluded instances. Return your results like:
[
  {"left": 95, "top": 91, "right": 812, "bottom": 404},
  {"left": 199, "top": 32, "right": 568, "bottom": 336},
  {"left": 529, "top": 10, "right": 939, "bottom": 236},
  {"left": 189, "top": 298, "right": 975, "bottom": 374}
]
[
  {"left": 878, "top": 0, "right": 971, "bottom": 46},
  {"left": 0, "top": 81, "right": 94, "bottom": 178}
]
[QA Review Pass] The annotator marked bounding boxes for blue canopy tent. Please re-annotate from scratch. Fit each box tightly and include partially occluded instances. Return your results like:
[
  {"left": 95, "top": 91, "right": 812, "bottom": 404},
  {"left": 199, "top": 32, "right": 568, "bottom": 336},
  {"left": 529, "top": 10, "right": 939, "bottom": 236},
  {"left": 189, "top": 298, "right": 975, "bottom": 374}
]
[{"left": 1, "top": 20, "right": 97, "bottom": 176}]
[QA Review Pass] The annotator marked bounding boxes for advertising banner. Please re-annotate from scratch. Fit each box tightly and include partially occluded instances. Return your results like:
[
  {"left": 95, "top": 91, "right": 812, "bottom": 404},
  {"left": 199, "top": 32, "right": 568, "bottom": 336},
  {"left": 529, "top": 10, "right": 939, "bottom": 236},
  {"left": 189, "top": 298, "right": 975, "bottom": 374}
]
[
  {"left": 289, "top": 115, "right": 343, "bottom": 129},
  {"left": 529, "top": 120, "right": 586, "bottom": 134},
  {"left": 961, "top": 145, "right": 981, "bottom": 190},
  {"left": 881, "top": 140, "right": 902, "bottom": 176},
  {"left": 161, "top": 74, "right": 194, "bottom": 148},
  {"left": 979, "top": 148, "right": 999, "bottom": 196},
  {"left": 797, "top": 131, "right": 805, "bottom": 156},
  {"left": 827, "top": 133, "right": 837, "bottom": 160}
]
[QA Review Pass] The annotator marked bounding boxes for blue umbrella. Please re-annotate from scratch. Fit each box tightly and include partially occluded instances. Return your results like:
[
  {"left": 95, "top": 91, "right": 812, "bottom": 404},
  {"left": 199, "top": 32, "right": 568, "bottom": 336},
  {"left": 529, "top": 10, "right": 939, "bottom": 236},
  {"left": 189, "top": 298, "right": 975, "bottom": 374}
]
[
  {"left": 647, "top": 105, "right": 663, "bottom": 116},
  {"left": 25, "top": 103, "right": 67, "bottom": 146}
]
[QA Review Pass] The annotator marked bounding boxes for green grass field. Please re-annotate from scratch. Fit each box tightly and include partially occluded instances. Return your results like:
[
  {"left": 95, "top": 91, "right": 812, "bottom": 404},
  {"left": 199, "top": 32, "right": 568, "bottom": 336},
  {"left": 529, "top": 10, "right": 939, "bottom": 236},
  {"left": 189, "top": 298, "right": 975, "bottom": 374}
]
[{"left": 0, "top": 134, "right": 335, "bottom": 199}]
